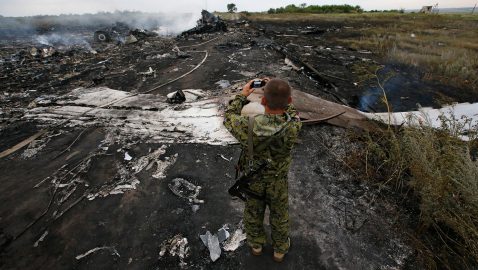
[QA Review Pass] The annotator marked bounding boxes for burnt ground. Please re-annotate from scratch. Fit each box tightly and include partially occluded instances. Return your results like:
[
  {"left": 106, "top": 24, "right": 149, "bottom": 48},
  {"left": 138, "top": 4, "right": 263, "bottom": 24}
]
[{"left": 0, "top": 14, "right": 457, "bottom": 269}]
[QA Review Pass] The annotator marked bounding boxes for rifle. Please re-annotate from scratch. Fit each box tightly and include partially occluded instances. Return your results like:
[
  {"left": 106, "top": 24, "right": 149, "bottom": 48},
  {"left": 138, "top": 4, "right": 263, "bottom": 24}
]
[{"left": 228, "top": 162, "right": 267, "bottom": 201}]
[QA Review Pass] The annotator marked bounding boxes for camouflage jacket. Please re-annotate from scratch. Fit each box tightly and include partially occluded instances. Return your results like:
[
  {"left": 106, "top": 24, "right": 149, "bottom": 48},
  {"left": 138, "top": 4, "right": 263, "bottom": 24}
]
[{"left": 223, "top": 95, "right": 302, "bottom": 180}]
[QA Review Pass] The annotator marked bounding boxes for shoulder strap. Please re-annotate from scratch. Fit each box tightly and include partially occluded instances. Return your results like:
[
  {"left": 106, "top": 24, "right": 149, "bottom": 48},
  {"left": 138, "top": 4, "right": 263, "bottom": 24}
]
[{"left": 248, "top": 116, "right": 254, "bottom": 163}]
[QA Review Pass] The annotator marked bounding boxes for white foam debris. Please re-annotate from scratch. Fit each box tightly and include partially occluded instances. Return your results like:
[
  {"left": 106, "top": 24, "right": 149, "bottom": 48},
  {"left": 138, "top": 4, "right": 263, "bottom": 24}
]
[
  {"left": 75, "top": 246, "right": 120, "bottom": 260},
  {"left": 363, "top": 102, "right": 478, "bottom": 140},
  {"left": 33, "top": 230, "right": 48, "bottom": 247},
  {"left": 25, "top": 87, "right": 237, "bottom": 145}
]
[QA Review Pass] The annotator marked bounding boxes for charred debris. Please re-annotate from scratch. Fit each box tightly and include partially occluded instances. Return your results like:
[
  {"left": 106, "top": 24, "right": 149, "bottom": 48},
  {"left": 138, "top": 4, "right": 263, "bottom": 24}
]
[{"left": 0, "top": 10, "right": 420, "bottom": 270}]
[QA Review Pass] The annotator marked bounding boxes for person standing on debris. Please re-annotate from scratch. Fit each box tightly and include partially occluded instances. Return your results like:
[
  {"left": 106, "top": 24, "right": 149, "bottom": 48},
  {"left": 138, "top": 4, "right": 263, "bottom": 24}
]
[{"left": 223, "top": 78, "right": 302, "bottom": 262}]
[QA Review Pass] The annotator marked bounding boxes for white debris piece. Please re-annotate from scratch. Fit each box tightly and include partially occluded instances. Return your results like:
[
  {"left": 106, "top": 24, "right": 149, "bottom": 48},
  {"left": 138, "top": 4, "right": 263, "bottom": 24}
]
[
  {"left": 132, "top": 145, "right": 167, "bottom": 174},
  {"left": 362, "top": 102, "right": 478, "bottom": 141},
  {"left": 139, "top": 67, "right": 155, "bottom": 76},
  {"left": 124, "top": 152, "right": 132, "bottom": 161},
  {"left": 200, "top": 231, "right": 221, "bottom": 262},
  {"left": 215, "top": 80, "right": 231, "bottom": 89},
  {"left": 168, "top": 177, "right": 204, "bottom": 204},
  {"left": 285, "top": 58, "right": 301, "bottom": 71},
  {"left": 223, "top": 228, "right": 247, "bottom": 252},
  {"left": 159, "top": 234, "right": 189, "bottom": 268},
  {"left": 87, "top": 163, "right": 140, "bottom": 200},
  {"left": 33, "top": 230, "right": 48, "bottom": 247},
  {"left": 151, "top": 153, "right": 178, "bottom": 179},
  {"left": 75, "top": 246, "right": 120, "bottom": 260},
  {"left": 25, "top": 87, "right": 236, "bottom": 145}
]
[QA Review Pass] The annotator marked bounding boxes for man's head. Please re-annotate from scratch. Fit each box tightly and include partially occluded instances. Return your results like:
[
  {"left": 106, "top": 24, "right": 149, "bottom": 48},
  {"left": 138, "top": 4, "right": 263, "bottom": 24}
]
[{"left": 261, "top": 78, "right": 292, "bottom": 111}]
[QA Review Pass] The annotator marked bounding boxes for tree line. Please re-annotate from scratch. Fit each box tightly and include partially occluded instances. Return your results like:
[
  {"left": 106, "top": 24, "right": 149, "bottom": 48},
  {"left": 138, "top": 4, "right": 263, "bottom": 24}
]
[{"left": 267, "top": 4, "right": 364, "bottom": 14}]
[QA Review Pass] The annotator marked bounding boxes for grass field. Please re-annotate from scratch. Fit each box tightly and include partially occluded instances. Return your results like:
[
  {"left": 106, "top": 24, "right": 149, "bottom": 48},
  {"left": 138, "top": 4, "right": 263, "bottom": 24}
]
[{"left": 242, "top": 12, "right": 478, "bottom": 93}]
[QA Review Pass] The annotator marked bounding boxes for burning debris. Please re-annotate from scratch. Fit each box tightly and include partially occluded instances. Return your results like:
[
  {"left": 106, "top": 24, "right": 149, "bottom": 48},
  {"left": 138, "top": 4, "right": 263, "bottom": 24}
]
[
  {"left": 94, "top": 22, "right": 158, "bottom": 44},
  {"left": 181, "top": 10, "right": 227, "bottom": 36}
]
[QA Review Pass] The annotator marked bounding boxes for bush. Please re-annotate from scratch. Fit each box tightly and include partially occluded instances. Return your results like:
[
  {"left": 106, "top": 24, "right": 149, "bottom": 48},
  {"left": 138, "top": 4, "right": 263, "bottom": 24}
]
[{"left": 354, "top": 113, "right": 478, "bottom": 267}]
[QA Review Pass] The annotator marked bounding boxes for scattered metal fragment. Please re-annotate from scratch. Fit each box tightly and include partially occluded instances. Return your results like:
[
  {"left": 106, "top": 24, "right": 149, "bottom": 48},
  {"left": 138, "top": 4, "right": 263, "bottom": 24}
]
[
  {"left": 168, "top": 177, "right": 204, "bottom": 204},
  {"left": 159, "top": 234, "right": 189, "bottom": 268},
  {"left": 33, "top": 230, "right": 48, "bottom": 247},
  {"left": 132, "top": 145, "right": 167, "bottom": 174},
  {"left": 75, "top": 246, "right": 120, "bottom": 260},
  {"left": 199, "top": 231, "right": 221, "bottom": 262},
  {"left": 217, "top": 226, "right": 230, "bottom": 243}
]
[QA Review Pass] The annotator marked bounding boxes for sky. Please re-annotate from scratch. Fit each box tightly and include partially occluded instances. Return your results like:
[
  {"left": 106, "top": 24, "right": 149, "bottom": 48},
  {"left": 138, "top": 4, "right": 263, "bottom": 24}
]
[{"left": 0, "top": 0, "right": 476, "bottom": 17}]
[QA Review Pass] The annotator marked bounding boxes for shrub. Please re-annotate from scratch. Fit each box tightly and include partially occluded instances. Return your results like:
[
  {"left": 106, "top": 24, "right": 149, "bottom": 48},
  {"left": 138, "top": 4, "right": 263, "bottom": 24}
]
[{"left": 354, "top": 113, "right": 478, "bottom": 267}]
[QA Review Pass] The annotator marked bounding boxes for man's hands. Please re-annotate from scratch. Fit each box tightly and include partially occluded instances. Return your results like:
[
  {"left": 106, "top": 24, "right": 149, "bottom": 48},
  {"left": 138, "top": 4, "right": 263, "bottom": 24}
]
[{"left": 241, "top": 77, "right": 270, "bottom": 97}]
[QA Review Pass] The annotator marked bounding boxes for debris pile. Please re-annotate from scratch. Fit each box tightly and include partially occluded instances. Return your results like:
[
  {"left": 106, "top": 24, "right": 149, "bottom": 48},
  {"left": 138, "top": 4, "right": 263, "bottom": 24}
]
[
  {"left": 200, "top": 222, "right": 247, "bottom": 262},
  {"left": 181, "top": 10, "right": 227, "bottom": 36},
  {"left": 159, "top": 234, "right": 190, "bottom": 268},
  {"left": 168, "top": 178, "right": 204, "bottom": 204},
  {"left": 94, "top": 22, "right": 158, "bottom": 44}
]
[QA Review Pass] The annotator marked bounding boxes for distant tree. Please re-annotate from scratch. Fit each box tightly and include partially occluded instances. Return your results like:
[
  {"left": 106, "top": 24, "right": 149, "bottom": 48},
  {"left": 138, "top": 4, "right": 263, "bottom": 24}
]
[
  {"left": 300, "top": 3, "right": 307, "bottom": 8},
  {"left": 227, "top": 3, "right": 237, "bottom": 13}
]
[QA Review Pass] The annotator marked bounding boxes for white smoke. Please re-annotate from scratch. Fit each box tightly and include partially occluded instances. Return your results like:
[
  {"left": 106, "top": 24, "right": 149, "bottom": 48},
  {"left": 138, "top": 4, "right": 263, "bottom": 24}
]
[{"left": 34, "top": 33, "right": 93, "bottom": 51}]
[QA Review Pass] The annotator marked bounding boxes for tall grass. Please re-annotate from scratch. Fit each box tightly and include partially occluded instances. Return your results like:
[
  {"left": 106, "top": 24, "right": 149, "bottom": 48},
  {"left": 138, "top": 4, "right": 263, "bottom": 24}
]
[{"left": 353, "top": 111, "right": 478, "bottom": 268}]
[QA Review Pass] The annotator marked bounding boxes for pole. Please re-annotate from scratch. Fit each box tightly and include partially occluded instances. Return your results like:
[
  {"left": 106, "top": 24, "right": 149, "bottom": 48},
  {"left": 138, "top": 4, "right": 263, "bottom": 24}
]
[{"left": 472, "top": 3, "right": 477, "bottom": 14}]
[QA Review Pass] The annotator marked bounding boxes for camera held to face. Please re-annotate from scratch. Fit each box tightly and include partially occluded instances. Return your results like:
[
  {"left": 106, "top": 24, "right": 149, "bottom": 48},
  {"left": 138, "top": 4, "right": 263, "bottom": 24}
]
[{"left": 251, "top": 79, "right": 266, "bottom": 89}]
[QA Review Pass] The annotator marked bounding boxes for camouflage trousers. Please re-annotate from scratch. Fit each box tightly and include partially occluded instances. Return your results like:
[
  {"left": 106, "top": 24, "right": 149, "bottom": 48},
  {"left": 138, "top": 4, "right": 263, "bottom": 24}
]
[{"left": 244, "top": 176, "right": 290, "bottom": 253}]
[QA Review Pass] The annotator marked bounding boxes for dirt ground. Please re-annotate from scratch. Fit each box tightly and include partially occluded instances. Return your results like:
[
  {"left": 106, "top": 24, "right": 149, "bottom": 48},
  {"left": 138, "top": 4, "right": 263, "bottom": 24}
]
[{"left": 0, "top": 14, "right": 447, "bottom": 269}]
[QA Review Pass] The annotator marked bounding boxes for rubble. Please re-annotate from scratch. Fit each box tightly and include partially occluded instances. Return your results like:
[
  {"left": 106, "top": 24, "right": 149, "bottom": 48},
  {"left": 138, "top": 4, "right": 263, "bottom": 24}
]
[
  {"left": 159, "top": 234, "right": 189, "bottom": 268},
  {"left": 181, "top": 10, "right": 227, "bottom": 36},
  {"left": 223, "top": 227, "right": 247, "bottom": 252},
  {"left": 1, "top": 10, "right": 464, "bottom": 269},
  {"left": 168, "top": 178, "right": 204, "bottom": 204}
]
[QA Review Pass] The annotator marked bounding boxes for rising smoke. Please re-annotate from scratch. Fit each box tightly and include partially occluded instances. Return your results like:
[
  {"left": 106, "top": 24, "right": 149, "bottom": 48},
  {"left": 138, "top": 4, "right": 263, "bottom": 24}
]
[{"left": 0, "top": 10, "right": 201, "bottom": 41}]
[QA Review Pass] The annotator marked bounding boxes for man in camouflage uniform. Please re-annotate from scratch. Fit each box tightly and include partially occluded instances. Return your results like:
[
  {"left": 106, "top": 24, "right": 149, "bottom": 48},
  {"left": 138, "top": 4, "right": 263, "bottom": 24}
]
[{"left": 223, "top": 78, "right": 302, "bottom": 262}]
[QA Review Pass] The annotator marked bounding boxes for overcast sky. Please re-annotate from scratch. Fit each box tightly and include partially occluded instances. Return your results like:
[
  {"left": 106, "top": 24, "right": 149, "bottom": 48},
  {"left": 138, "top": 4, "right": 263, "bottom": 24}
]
[{"left": 0, "top": 0, "right": 475, "bottom": 17}]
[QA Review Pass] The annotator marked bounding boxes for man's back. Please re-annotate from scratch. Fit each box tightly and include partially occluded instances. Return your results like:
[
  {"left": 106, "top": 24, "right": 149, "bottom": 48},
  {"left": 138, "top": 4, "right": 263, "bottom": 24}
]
[{"left": 224, "top": 99, "right": 301, "bottom": 178}]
